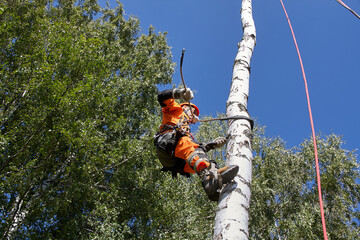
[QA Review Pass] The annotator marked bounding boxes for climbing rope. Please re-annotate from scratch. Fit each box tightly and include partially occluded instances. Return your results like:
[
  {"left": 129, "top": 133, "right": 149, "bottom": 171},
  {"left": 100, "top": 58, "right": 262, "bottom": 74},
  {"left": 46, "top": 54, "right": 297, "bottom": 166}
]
[
  {"left": 198, "top": 116, "right": 254, "bottom": 130},
  {"left": 279, "top": 1, "right": 328, "bottom": 239},
  {"left": 179, "top": 49, "right": 195, "bottom": 120}
]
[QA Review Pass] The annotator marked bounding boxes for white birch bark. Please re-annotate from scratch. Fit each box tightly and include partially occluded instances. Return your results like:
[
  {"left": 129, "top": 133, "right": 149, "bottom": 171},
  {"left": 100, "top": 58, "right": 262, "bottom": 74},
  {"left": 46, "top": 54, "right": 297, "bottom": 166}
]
[
  {"left": 3, "top": 154, "right": 74, "bottom": 239},
  {"left": 4, "top": 193, "right": 30, "bottom": 239},
  {"left": 213, "top": 0, "right": 256, "bottom": 239}
]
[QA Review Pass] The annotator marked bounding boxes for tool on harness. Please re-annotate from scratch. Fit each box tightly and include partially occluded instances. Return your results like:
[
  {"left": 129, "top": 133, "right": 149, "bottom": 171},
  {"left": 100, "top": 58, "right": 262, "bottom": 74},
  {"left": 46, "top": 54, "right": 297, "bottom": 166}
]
[
  {"left": 153, "top": 122, "right": 189, "bottom": 157},
  {"left": 156, "top": 148, "right": 190, "bottom": 178},
  {"left": 154, "top": 129, "right": 178, "bottom": 156},
  {"left": 153, "top": 123, "right": 190, "bottom": 178}
]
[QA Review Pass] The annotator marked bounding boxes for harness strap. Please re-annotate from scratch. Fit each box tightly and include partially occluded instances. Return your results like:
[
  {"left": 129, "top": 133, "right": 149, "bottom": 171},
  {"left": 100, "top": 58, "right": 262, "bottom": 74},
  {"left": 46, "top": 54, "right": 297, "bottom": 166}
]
[{"left": 159, "top": 124, "right": 177, "bottom": 132}]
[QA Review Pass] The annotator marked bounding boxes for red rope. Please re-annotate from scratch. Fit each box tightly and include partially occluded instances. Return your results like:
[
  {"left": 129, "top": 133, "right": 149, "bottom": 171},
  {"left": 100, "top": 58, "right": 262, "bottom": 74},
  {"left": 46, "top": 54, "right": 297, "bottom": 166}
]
[{"left": 279, "top": 1, "right": 328, "bottom": 239}]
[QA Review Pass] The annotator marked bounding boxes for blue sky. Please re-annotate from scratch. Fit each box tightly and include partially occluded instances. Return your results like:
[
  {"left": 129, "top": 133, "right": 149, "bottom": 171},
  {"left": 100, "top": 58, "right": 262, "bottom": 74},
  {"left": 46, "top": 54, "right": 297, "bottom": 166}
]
[{"left": 100, "top": 0, "right": 360, "bottom": 154}]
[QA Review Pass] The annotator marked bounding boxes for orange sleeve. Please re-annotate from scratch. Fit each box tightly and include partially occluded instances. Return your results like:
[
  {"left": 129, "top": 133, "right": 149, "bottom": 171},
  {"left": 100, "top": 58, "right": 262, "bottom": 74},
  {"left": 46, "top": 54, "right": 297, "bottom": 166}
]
[{"left": 161, "top": 98, "right": 183, "bottom": 126}]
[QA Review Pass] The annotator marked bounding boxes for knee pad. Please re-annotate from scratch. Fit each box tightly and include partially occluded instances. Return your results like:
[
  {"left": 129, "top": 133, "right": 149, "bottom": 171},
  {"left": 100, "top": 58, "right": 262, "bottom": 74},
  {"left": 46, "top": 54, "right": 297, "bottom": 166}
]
[{"left": 186, "top": 148, "right": 209, "bottom": 173}]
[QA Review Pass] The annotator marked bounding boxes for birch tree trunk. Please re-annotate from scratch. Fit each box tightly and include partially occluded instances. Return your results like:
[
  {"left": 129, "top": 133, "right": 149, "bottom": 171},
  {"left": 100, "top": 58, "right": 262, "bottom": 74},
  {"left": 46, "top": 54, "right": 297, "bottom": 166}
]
[
  {"left": 3, "top": 154, "right": 74, "bottom": 239},
  {"left": 213, "top": 0, "right": 256, "bottom": 239}
]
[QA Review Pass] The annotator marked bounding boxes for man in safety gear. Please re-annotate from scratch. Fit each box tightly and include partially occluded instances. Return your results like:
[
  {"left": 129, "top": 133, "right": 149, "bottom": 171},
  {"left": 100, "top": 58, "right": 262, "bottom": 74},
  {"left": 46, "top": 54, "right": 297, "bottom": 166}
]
[{"left": 154, "top": 88, "right": 239, "bottom": 201}]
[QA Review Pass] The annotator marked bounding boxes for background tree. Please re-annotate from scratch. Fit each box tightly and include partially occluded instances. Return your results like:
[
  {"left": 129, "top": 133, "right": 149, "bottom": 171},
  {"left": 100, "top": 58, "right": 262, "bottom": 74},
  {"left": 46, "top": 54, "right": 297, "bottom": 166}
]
[
  {"left": 197, "top": 117, "right": 360, "bottom": 240},
  {"left": 197, "top": 117, "right": 359, "bottom": 240},
  {"left": 1, "top": 0, "right": 174, "bottom": 238},
  {"left": 250, "top": 128, "right": 360, "bottom": 239}
]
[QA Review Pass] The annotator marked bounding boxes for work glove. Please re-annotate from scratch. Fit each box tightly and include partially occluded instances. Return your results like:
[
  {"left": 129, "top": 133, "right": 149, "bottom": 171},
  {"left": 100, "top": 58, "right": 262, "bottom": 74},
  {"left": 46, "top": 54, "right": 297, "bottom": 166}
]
[
  {"left": 173, "top": 88, "right": 194, "bottom": 102},
  {"left": 190, "top": 115, "right": 199, "bottom": 124},
  {"left": 205, "top": 137, "right": 227, "bottom": 152}
]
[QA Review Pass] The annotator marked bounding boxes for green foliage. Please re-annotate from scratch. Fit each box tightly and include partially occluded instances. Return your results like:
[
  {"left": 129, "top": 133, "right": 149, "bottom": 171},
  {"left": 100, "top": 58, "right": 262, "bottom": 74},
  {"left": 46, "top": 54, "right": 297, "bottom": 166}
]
[
  {"left": 195, "top": 113, "right": 228, "bottom": 165},
  {"left": 1, "top": 0, "right": 174, "bottom": 238},
  {"left": 1, "top": 1, "right": 358, "bottom": 239},
  {"left": 250, "top": 126, "right": 360, "bottom": 239}
]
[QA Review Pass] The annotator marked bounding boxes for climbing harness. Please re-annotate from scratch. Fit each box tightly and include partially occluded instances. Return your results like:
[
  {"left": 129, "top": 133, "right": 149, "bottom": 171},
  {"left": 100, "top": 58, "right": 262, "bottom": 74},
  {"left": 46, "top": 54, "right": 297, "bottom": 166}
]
[
  {"left": 280, "top": 0, "right": 328, "bottom": 239},
  {"left": 154, "top": 129, "right": 178, "bottom": 155},
  {"left": 153, "top": 127, "right": 190, "bottom": 178},
  {"left": 154, "top": 121, "right": 191, "bottom": 156},
  {"left": 153, "top": 113, "right": 195, "bottom": 178}
]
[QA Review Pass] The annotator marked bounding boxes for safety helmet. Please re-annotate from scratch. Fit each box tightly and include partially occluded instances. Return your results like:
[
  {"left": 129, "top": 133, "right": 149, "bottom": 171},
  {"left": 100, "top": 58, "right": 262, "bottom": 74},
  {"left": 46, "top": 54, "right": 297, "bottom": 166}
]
[{"left": 180, "top": 102, "right": 199, "bottom": 116}]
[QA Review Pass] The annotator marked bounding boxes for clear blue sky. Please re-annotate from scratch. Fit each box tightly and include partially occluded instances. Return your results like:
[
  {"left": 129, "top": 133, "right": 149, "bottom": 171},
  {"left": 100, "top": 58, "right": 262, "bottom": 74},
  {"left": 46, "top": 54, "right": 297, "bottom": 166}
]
[{"left": 100, "top": 0, "right": 360, "bottom": 154}]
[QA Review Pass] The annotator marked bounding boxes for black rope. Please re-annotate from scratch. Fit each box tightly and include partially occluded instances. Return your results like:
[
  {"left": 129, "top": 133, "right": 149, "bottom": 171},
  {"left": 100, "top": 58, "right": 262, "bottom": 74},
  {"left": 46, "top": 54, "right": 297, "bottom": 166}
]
[{"left": 199, "top": 116, "right": 254, "bottom": 130}]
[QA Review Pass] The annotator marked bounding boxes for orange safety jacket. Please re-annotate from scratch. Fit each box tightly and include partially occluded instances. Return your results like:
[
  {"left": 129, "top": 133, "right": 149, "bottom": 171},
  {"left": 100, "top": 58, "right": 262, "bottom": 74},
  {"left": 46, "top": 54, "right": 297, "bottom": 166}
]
[
  {"left": 156, "top": 89, "right": 209, "bottom": 176},
  {"left": 158, "top": 90, "right": 192, "bottom": 134}
]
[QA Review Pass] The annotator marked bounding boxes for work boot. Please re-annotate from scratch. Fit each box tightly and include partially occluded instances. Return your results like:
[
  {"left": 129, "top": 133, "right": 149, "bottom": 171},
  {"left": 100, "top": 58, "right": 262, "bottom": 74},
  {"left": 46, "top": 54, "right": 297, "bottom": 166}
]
[
  {"left": 218, "top": 165, "right": 239, "bottom": 185},
  {"left": 200, "top": 163, "right": 239, "bottom": 201},
  {"left": 200, "top": 168, "right": 220, "bottom": 201}
]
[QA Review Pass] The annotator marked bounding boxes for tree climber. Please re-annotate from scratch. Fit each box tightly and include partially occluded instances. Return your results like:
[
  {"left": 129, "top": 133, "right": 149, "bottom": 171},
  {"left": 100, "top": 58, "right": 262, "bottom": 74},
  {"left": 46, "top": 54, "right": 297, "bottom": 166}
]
[{"left": 154, "top": 88, "right": 239, "bottom": 201}]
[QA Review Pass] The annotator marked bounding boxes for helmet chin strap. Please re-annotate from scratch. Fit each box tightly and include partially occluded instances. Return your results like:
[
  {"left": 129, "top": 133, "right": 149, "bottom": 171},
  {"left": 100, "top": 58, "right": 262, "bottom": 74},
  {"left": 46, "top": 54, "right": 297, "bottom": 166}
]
[
  {"left": 183, "top": 107, "right": 191, "bottom": 117},
  {"left": 183, "top": 107, "right": 199, "bottom": 123}
]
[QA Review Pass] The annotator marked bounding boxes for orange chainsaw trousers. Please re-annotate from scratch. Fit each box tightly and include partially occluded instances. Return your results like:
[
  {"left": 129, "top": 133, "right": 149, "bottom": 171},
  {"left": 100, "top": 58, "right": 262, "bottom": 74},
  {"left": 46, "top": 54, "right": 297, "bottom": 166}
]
[{"left": 174, "top": 136, "right": 210, "bottom": 174}]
